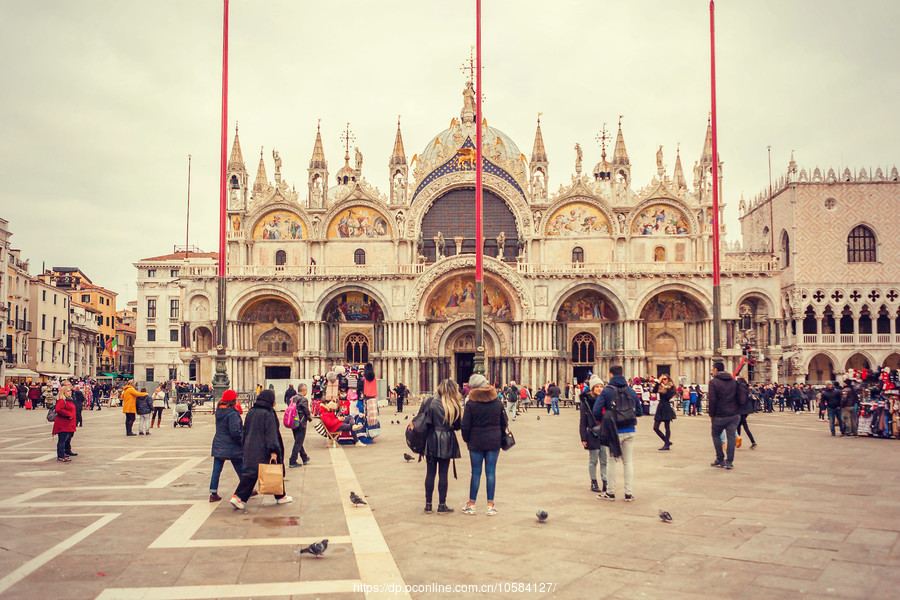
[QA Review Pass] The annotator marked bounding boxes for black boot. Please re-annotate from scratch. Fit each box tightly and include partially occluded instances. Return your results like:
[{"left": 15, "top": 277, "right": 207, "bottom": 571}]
[
  {"left": 424, "top": 503, "right": 433, "bottom": 514},
  {"left": 437, "top": 503, "right": 454, "bottom": 514},
  {"left": 591, "top": 479, "right": 600, "bottom": 492},
  {"left": 602, "top": 480, "right": 607, "bottom": 493}
]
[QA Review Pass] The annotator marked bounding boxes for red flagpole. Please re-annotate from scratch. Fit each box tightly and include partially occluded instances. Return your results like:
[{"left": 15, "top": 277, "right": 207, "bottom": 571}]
[
  {"left": 217, "top": 0, "right": 229, "bottom": 279},
  {"left": 710, "top": 0, "right": 722, "bottom": 356},
  {"left": 473, "top": 0, "right": 486, "bottom": 376}
]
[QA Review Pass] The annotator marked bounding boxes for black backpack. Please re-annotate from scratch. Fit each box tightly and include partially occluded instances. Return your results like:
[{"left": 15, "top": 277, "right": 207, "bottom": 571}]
[
  {"left": 609, "top": 386, "right": 635, "bottom": 426},
  {"left": 405, "top": 397, "right": 431, "bottom": 455}
]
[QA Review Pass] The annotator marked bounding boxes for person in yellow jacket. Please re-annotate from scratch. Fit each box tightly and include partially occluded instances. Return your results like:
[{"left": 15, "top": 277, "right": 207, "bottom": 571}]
[{"left": 121, "top": 384, "right": 148, "bottom": 436}]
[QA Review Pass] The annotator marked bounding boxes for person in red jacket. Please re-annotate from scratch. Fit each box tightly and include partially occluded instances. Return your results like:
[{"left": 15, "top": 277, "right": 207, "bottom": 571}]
[
  {"left": 320, "top": 401, "right": 364, "bottom": 446},
  {"left": 52, "top": 387, "right": 78, "bottom": 462}
]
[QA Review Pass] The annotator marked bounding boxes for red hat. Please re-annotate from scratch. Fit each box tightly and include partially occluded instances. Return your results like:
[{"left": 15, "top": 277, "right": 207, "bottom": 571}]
[{"left": 221, "top": 389, "right": 237, "bottom": 402}]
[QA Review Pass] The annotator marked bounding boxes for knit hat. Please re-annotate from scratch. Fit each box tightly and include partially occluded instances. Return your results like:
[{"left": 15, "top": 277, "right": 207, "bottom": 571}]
[
  {"left": 589, "top": 376, "right": 605, "bottom": 391},
  {"left": 221, "top": 389, "right": 237, "bottom": 402},
  {"left": 468, "top": 373, "right": 488, "bottom": 389}
]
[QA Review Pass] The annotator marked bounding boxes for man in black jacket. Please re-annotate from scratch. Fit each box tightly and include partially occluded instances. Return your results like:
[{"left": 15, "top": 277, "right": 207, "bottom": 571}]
[
  {"left": 821, "top": 381, "right": 843, "bottom": 436},
  {"left": 840, "top": 379, "right": 859, "bottom": 437},
  {"left": 707, "top": 361, "right": 740, "bottom": 470}
]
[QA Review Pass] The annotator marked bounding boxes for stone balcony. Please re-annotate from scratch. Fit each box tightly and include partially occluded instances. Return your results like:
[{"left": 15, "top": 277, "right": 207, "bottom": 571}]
[{"left": 797, "top": 333, "right": 899, "bottom": 346}]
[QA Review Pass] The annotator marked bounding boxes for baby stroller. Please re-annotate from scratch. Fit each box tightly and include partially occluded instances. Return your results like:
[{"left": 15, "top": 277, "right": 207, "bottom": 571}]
[{"left": 173, "top": 401, "right": 193, "bottom": 428}]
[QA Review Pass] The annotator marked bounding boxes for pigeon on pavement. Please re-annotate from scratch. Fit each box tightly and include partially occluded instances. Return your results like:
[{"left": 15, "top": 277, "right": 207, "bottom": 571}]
[
  {"left": 536, "top": 510, "right": 548, "bottom": 523},
  {"left": 659, "top": 510, "right": 673, "bottom": 523},
  {"left": 300, "top": 539, "right": 329, "bottom": 557},
  {"left": 403, "top": 453, "right": 415, "bottom": 462},
  {"left": 536, "top": 416, "right": 541, "bottom": 420},
  {"left": 349, "top": 491, "right": 367, "bottom": 506}
]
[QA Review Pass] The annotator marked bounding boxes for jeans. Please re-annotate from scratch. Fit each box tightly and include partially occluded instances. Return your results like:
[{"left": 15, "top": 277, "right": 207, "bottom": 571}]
[
  {"left": 125, "top": 413, "right": 135, "bottom": 434},
  {"left": 334, "top": 416, "right": 360, "bottom": 443},
  {"left": 606, "top": 432, "right": 634, "bottom": 496},
  {"left": 289, "top": 425, "right": 310, "bottom": 464},
  {"left": 468, "top": 449, "right": 499, "bottom": 502},
  {"left": 711, "top": 415, "right": 740, "bottom": 463},
  {"left": 425, "top": 457, "right": 450, "bottom": 504},
  {"left": 827, "top": 407, "right": 844, "bottom": 435},
  {"left": 545, "top": 401, "right": 551, "bottom": 414},
  {"left": 209, "top": 456, "right": 243, "bottom": 493},
  {"left": 90, "top": 398, "right": 101, "bottom": 410},
  {"left": 505, "top": 401, "right": 517, "bottom": 421},
  {"left": 551, "top": 398, "right": 559, "bottom": 415},
  {"left": 841, "top": 407, "right": 858, "bottom": 435},
  {"left": 396, "top": 397, "right": 404, "bottom": 413},
  {"left": 682, "top": 400, "right": 690, "bottom": 414},
  {"left": 138, "top": 413, "right": 151, "bottom": 434},
  {"left": 56, "top": 431, "right": 73, "bottom": 459},
  {"left": 588, "top": 446, "right": 607, "bottom": 483}
]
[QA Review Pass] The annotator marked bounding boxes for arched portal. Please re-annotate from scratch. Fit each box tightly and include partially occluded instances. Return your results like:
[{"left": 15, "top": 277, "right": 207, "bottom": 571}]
[
  {"left": 884, "top": 353, "right": 900, "bottom": 371},
  {"left": 807, "top": 353, "right": 835, "bottom": 384},
  {"left": 555, "top": 288, "right": 621, "bottom": 384},
  {"left": 639, "top": 290, "right": 708, "bottom": 382},
  {"left": 420, "top": 188, "right": 518, "bottom": 262},
  {"left": 846, "top": 353, "right": 871, "bottom": 371},
  {"left": 345, "top": 333, "right": 369, "bottom": 364},
  {"left": 239, "top": 297, "right": 299, "bottom": 323}
]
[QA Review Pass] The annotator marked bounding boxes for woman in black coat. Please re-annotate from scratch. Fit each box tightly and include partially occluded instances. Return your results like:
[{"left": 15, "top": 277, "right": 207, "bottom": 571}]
[
  {"left": 419, "top": 379, "right": 462, "bottom": 514},
  {"left": 579, "top": 377, "right": 607, "bottom": 493},
  {"left": 460, "top": 374, "right": 506, "bottom": 516},
  {"left": 209, "top": 390, "right": 243, "bottom": 502},
  {"left": 652, "top": 375, "right": 677, "bottom": 451},
  {"left": 230, "top": 390, "right": 290, "bottom": 508}
]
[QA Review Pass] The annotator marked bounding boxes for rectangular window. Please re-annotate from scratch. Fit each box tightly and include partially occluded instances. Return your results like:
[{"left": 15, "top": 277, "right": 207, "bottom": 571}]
[
  {"left": 169, "top": 329, "right": 179, "bottom": 342},
  {"left": 146, "top": 368, "right": 155, "bottom": 381},
  {"left": 63, "top": 321, "right": 66, "bottom": 335},
  {"left": 42, "top": 314, "right": 46, "bottom": 330},
  {"left": 81, "top": 294, "right": 90, "bottom": 303},
  {"left": 147, "top": 299, "right": 157, "bottom": 318},
  {"left": 53, "top": 294, "right": 57, "bottom": 305},
  {"left": 106, "top": 316, "right": 110, "bottom": 327},
  {"left": 53, "top": 316, "right": 57, "bottom": 336},
  {"left": 41, "top": 341, "right": 45, "bottom": 362},
  {"left": 170, "top": 269, "right": 178, "bottom": 277},
  {"left": 147, "top": 269, "right": 156, "bottom": 278},
  {"left": 170, "top": 299, "right": 179, "bottom": 319},
  {"left": 147, "top": 329, "right": 156, "bottom": 342},
  {"left": 42, "top": 290, "right": 46, "bottom": 301}
]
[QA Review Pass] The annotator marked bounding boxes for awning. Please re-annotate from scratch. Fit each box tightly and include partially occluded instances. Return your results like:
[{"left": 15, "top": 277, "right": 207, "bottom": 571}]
[
  {"left": 3, "top": 367, "right": 39, "bottom": 379},
  {"left": 118, "top": 374, "right": 134, "bottom": 379},
  {"left": 99, "top": 372, "right": 117, "bottom": 377}
]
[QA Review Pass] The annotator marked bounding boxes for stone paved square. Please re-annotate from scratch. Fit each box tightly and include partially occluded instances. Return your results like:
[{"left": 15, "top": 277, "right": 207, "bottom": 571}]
[{"left": 2, "top": 403, "right": 900, "bottom": 599}]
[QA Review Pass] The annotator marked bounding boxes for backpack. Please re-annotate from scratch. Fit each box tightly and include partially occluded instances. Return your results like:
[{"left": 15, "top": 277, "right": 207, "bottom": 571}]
[
  {"left": 283, "top": 400, "right": 298, "bottom": 429},
  {"left": 405, "top": 397, "right": 431, "bottom": 455},
  {"left": 609, "top": 386, "right": 636, "bottom": 426},
  {"left": 737, "top": 380, "right": 752, "bottom": 413}
]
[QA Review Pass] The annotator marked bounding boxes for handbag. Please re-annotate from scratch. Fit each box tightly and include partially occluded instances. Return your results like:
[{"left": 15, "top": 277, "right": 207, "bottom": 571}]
[
  {"left": 500, "top": 427, "right": 516, "bottom": 451},
  {"left": 257, "top": 459, "right": 285, "bottom": 495}
]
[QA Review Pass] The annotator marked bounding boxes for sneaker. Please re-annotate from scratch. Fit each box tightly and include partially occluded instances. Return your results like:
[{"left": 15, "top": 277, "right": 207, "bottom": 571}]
[
  {"left": 590, "top": 481, "right": 600, "bottom": 493},
  {"left": 209, "top": 493, "right": 222, "bottom": 502},
  {"left": 355, "top": 441, "right": 366, "bottom": 447},
  {"left": 250, "top": 490, "right": 259, "bottom": 497},
  {"left": 485, "top": 504, "right": 497, "bottom": 516},
  {"left": 302, "top": 459, "right": 311, "bottom": 465},
  {"left": 276, "top": 496, "right": 293, "bottom": 504},
  {"left": 230, "top": 495, "right": 245, "bottom": 510},
  {"left": 351, "top": 424, "right": 364, "bottom": 431},
  {"left": 598, "top": 492, "right": 615, "bottom": 501},
  {"left": 624, "top": 494, "right": 635, "bottom": 502},
  {"left": 65, "top": 452, "right": 78, "bottom": 456},
  {"left": 57, "top": 457, "right": 71, "bottom": 463},
  {"left": 462, "top": 503, "right": 477, "bottom": 515},
  {"left": 751, "top": 443, "right": 757, "bottom": 449},
  {"left": 710, "top": 460, "right": 725, "bottom": 468},
  {"left": 288, "top": 462, "right": 302, "bottom": 468},
  {"left": 424, "top": 503, "right": 433, "bottom": 514},
  {"left": 127, "top": 432, "right": 136, "bottom": 436},
  {"left": 139, "top": 432, "right": 144, "bottom": 435},
  {"left": 724, "top": 462, "right": 734, "bottom": 470},
  {"left": 437, "top": 503, "right": 454, "bottom": 514},
  {"left": 146, "top": 432, "right": 151, "bottom": 436},
  {"left": 658, "top": 444, "right": 670, "bottom": 451}
]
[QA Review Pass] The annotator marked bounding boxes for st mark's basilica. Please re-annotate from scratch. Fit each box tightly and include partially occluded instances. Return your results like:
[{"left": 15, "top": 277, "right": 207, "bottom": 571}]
[{"left": 134, "top": 81, "right": 900, "bottom": 393}]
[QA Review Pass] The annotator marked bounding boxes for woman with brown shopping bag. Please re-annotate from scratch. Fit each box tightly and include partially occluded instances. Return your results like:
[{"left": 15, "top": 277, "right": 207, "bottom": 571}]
[{"left": 230, "top": 390, "right": 292, "bottom": 509}]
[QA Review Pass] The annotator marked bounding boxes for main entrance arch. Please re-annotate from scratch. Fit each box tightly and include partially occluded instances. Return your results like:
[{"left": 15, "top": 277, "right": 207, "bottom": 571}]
[
  {"left": 554, "top": 285, "right": 623, "bottom": 385},
  {"left": 639, "top": 290, "right": 709, "bottom": 384}
]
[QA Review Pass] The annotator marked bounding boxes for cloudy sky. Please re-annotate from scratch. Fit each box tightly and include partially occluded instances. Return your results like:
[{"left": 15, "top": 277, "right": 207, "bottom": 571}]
[{"left": 2, "top": 0, "right": 898, "bottom": 303}]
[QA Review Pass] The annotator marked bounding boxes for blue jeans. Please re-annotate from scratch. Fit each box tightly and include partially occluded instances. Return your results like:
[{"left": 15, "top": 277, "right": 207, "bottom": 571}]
[
  {"left": 468, "top": 449, "right": 499, "bottom": 503},
  {"left": 551, "top": 398, "right": 559, "bottom": 415},
  {"left": 56, "top": 431, "right": 73, "bottom": 459},
  {"left": 209, "top": 457, "right": 243, "bottom": 494},
  {"left": 682, "top": 400, "right": 690, "bottom": 414},
  {"left": 827, "top": 407, "right": 844, "bottom": 435}
]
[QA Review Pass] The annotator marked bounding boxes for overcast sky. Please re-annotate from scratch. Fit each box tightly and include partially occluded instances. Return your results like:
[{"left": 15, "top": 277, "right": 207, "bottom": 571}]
[{"left": 2, "top": 1, "right": 898, "bottom": 304}]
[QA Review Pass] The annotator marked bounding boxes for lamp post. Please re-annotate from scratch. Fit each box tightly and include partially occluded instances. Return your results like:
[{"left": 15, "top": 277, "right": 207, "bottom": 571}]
[{"left": 211, "top": 0, "right": 231, "bottom": 400}]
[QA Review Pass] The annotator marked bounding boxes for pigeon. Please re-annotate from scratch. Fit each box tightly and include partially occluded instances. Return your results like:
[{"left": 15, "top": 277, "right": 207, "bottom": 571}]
[
  {"left": 349, "top": 491, "right": 367, "bottom": 506},
  {"left": 659, "top": 510, "right": 673, "bottom": 523},
  {"left": 404, "top": 415, "right": 409, "bottom": 420},
  {"left": 536, "top": 416, "right": 541, "bottom": 420},
  {"left": 300, "top": 539, "right": 329, "bottom": 558},
  {"left": 403, "top": 453, "right": 415, "bottom": 462},
  {"left": 536, "top": 510, "right": 548, "bottom": 523}
]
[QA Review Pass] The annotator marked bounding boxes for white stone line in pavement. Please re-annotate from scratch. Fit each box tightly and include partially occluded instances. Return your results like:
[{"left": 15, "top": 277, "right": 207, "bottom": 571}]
[
  {"left": 116, "top": 450, "right": 196, "bottom": 461},
  {"left": 95, "top": 579, "right": 362, "bottom": 600},
  {"left": 330, "top": 446, "right": 412, "bottom": 600},
  {"left": 146, "top": 457, "right": 207, "bottom": 488},
  {"left": 0, "top": 513, "right": 119, "bottom": 596},
  {"left": 149, "top": 499, "right": 351, "bottom": 549},
  {"left": 0, "top": 512, "right": 113, "bottom": 518}
]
